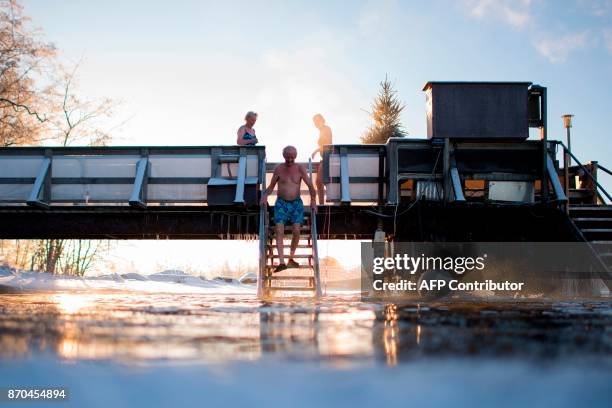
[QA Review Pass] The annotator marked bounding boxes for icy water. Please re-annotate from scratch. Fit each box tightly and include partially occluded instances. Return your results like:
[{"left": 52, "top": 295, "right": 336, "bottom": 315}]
[
  {"left": 1, "top": 291, "right": 611, "bottom": 363},
  {"left": 1, "top": 291, "right": 611, "bottom": 407}
]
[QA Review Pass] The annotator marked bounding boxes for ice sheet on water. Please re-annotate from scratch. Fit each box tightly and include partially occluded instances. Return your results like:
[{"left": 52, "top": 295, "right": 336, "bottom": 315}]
[{"left": 0, "top": 357, "right": 610, "bottom": 408}]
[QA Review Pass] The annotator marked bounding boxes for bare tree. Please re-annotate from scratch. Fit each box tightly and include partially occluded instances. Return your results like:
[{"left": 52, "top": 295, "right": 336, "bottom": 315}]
[
  {"left": 0, "top": 1, "right": 121, "bottom": 276},
  {"left": 47, "top": 61, "right": 116, "bottom": 147},
  {"left": 31, "top": 63, "right": 119, "bottom": 275},
  {"left": 0, "top": 0, "right": 55, "bottom": 147}
]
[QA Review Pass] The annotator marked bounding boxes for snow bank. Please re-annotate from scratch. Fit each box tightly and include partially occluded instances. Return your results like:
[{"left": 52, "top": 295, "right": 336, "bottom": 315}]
[{"left": 0, "top": 267, "right": 254, "bottom": 294}]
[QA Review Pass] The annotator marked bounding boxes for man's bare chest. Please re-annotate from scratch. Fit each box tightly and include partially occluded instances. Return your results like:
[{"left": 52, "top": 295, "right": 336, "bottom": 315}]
[{"left": 278, "top": 168, "right": 301, "bottom": 184}]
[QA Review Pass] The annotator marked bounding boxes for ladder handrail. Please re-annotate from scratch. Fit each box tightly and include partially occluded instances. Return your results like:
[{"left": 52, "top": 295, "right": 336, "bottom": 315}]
[
  {"left": 598, "top": 164, "right": 612, "bottom": 177},
  {"left": 308, "top": 159, "right": 322, "bottom": 298},
  {"left": 554, "top": 141, "right": 612, "bottom": 204},
  {"left": 257, "top": 157, "right": 268, "bottom": 298}
]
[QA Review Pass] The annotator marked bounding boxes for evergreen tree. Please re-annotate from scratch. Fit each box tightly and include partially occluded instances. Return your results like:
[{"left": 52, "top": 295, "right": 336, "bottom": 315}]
[{"left": 361, "top": 75, "right": 406, "bottom": 144}]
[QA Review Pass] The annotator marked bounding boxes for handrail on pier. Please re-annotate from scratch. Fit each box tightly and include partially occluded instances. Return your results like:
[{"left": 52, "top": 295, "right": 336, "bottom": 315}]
[
  {"left": 598, "top": 164, "right": 612, "bottom": 177},
  {"left": 553, "top": 141, "right": 612, "bottom": 205}
]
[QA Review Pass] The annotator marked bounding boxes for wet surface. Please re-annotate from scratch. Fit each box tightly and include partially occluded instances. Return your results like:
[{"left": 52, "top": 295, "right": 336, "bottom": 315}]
[{"left": 1, "top": 291, "right": 611, "bottom": 365}]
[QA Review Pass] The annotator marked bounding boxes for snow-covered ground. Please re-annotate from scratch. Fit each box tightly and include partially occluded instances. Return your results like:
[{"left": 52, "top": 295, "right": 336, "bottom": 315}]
[{"left": 0, "top": 267, "right": 254, "bottom": 294}]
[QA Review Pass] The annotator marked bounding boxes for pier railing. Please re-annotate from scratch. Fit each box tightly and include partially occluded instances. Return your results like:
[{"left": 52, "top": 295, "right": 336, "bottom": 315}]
[
  {"left": 551, "top": 141, "right": 611, "bottom": 206},
  {"left": 0, "top": 146, "right": 266, "bottom": 208},
  {"left": 2, "top": 140, "right": 602, "bottom": 211},
  {"left": 321, "top": 139, "right": 569, "bottom": 207}
]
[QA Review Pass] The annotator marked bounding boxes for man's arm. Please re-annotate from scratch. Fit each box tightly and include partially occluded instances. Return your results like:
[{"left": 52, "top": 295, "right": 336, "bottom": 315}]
[
  {"left": 259, "top": 167, "right": 279, "bottom": 205},
  {"left": 300, "top": 165, "right": 317, "bottom": 208}
]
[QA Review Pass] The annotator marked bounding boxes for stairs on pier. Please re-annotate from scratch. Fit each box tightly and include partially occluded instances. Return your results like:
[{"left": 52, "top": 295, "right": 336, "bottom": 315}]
[
  {"left": 570, "top": 205, "right": 612, "bottom": 273},
  {"left": 260, "top": 210, "right": 322, "bottom": 298}
]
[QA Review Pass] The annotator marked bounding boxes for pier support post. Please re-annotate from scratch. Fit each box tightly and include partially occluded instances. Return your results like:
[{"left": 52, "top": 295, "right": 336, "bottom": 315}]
[
  {"left": 129, "top": 149, "right": 149, "bottom": 208},
  {"left": 540, "top": 87, "right": 549, "bottom": 203},
  {"left": 26, "top": 155, "right": 52, "bottom": 209}
]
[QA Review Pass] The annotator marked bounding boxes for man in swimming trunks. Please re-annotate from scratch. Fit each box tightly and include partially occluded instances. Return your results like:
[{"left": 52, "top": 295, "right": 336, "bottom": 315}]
[
  {"left": 237, "top": 111, "right": 258, "bottom": 146},
  {"left": 260, "top": 146, "right": 317, "bottom": 272},
  {"left": 310, "top": 114, "right": 332, "bottom": 204}
]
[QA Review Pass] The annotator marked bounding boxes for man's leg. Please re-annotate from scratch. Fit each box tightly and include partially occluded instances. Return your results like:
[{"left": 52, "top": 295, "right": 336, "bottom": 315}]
[
  {"left": 275, "top": 223, "right": 285, "bottom": 266},
  {"left": 316, "top": 163, "right": 325, "bottom": 205},
  {"left": 288, "top": 223, "right": 300, "bottom": 265}
]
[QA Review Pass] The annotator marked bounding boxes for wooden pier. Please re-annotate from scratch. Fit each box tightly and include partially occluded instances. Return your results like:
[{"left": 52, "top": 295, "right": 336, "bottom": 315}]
[{"left": 1, "top": 82, "right": 611, "bottom": 297}]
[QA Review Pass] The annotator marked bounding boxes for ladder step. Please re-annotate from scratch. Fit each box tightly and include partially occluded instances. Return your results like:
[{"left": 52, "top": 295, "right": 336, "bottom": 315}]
[
  {"left": 266, "top": 244, "right": 311, "bottom": 248},
  {"left": 268, "top": 237, "right": 311, "bottom": 241},
  {"left": 267, "top": 275, "right": 314, "bottom": 280},
  {"left": 268, "top": 239, "right": 312, "bottom": 243},
  {"left": 267, "top": 286, "right": 315, "bottom": 291},
  {"left": 269, "top": 226, "right": 310, "bottom": 231},
  {"left": 570, "top": 206, "right": 612, "bottom": 210},
  {"left": 266, "top": 264, "right": 313, "bottom": 269},
  {"left": 268, "top": 254, "right": 312, "bottom": 259},
  {"left": 573, "top": 218, "right": 612, "bottom": 222}
]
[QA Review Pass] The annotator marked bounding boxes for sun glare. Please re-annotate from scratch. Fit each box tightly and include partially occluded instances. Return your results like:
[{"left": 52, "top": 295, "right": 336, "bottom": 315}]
[{"left": 52, "top": 294, "right": 93, "bottom": 314}]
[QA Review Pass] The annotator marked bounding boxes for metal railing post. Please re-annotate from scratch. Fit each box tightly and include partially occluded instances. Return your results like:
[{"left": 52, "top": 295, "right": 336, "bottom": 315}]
[
  {"left": 540, "top": 87, "right": 549, "bottom": 203},
  {"left": 563, "top": 145, "right": 570, "bottom": 214},
  {"left": 257, "top": 156, "right": 268, "bottom": 298},
  {"left": 26, "top": 157, "right": 52, "bottom": 209},
  {"left": 308, "top": 159, "right": 322, "bottom": 298},
  {"left": 339, "top": 147, "right": 351, "bottom": 204}
]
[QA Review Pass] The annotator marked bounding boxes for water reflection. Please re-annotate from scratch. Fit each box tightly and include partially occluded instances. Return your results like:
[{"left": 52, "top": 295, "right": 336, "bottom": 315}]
[
  {"left": 382, "top": 304, "right": 398, "bottom": 366},
  {"left": 0, "top": 292, "right": 611, "bottom": 365},
  {"left": 52, "top": 293, "right": 94, "bottom": 314}
]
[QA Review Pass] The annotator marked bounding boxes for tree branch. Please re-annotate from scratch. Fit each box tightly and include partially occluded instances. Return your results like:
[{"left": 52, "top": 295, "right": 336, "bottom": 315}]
[{"left": 0, "top": 97, "right": 46, "bottom": 122}]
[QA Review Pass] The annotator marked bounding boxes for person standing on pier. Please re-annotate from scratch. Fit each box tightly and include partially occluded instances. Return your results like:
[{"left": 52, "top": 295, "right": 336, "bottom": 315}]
[
  {"left": 310, "top": 114, "right": 332, "bottom": 204},
  {"left": 260, "top": 146, "right": 317, "bottom": 272},
  {"left": 236, "top": 111, "right": 259, "bottom": 146}
]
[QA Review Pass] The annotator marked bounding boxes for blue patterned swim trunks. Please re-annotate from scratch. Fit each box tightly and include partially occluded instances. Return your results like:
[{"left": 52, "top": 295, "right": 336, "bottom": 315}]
[{"left": 274, "top": 197, "right": 304, "bottom": 225}]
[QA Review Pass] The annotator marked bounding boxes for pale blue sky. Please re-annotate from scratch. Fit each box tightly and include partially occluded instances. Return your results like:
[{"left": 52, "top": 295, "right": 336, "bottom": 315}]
[
  {"left": 21, "top": 0, "right": 612, "bottom": 165},
  {"left": 17, "top": 0, "right": 612, "bottom": 273}
]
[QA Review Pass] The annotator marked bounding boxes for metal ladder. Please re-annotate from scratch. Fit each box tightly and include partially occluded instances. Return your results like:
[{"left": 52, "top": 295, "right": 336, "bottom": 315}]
[{"left": 257, "top": 160, "right": 322, "bottom": 298}]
